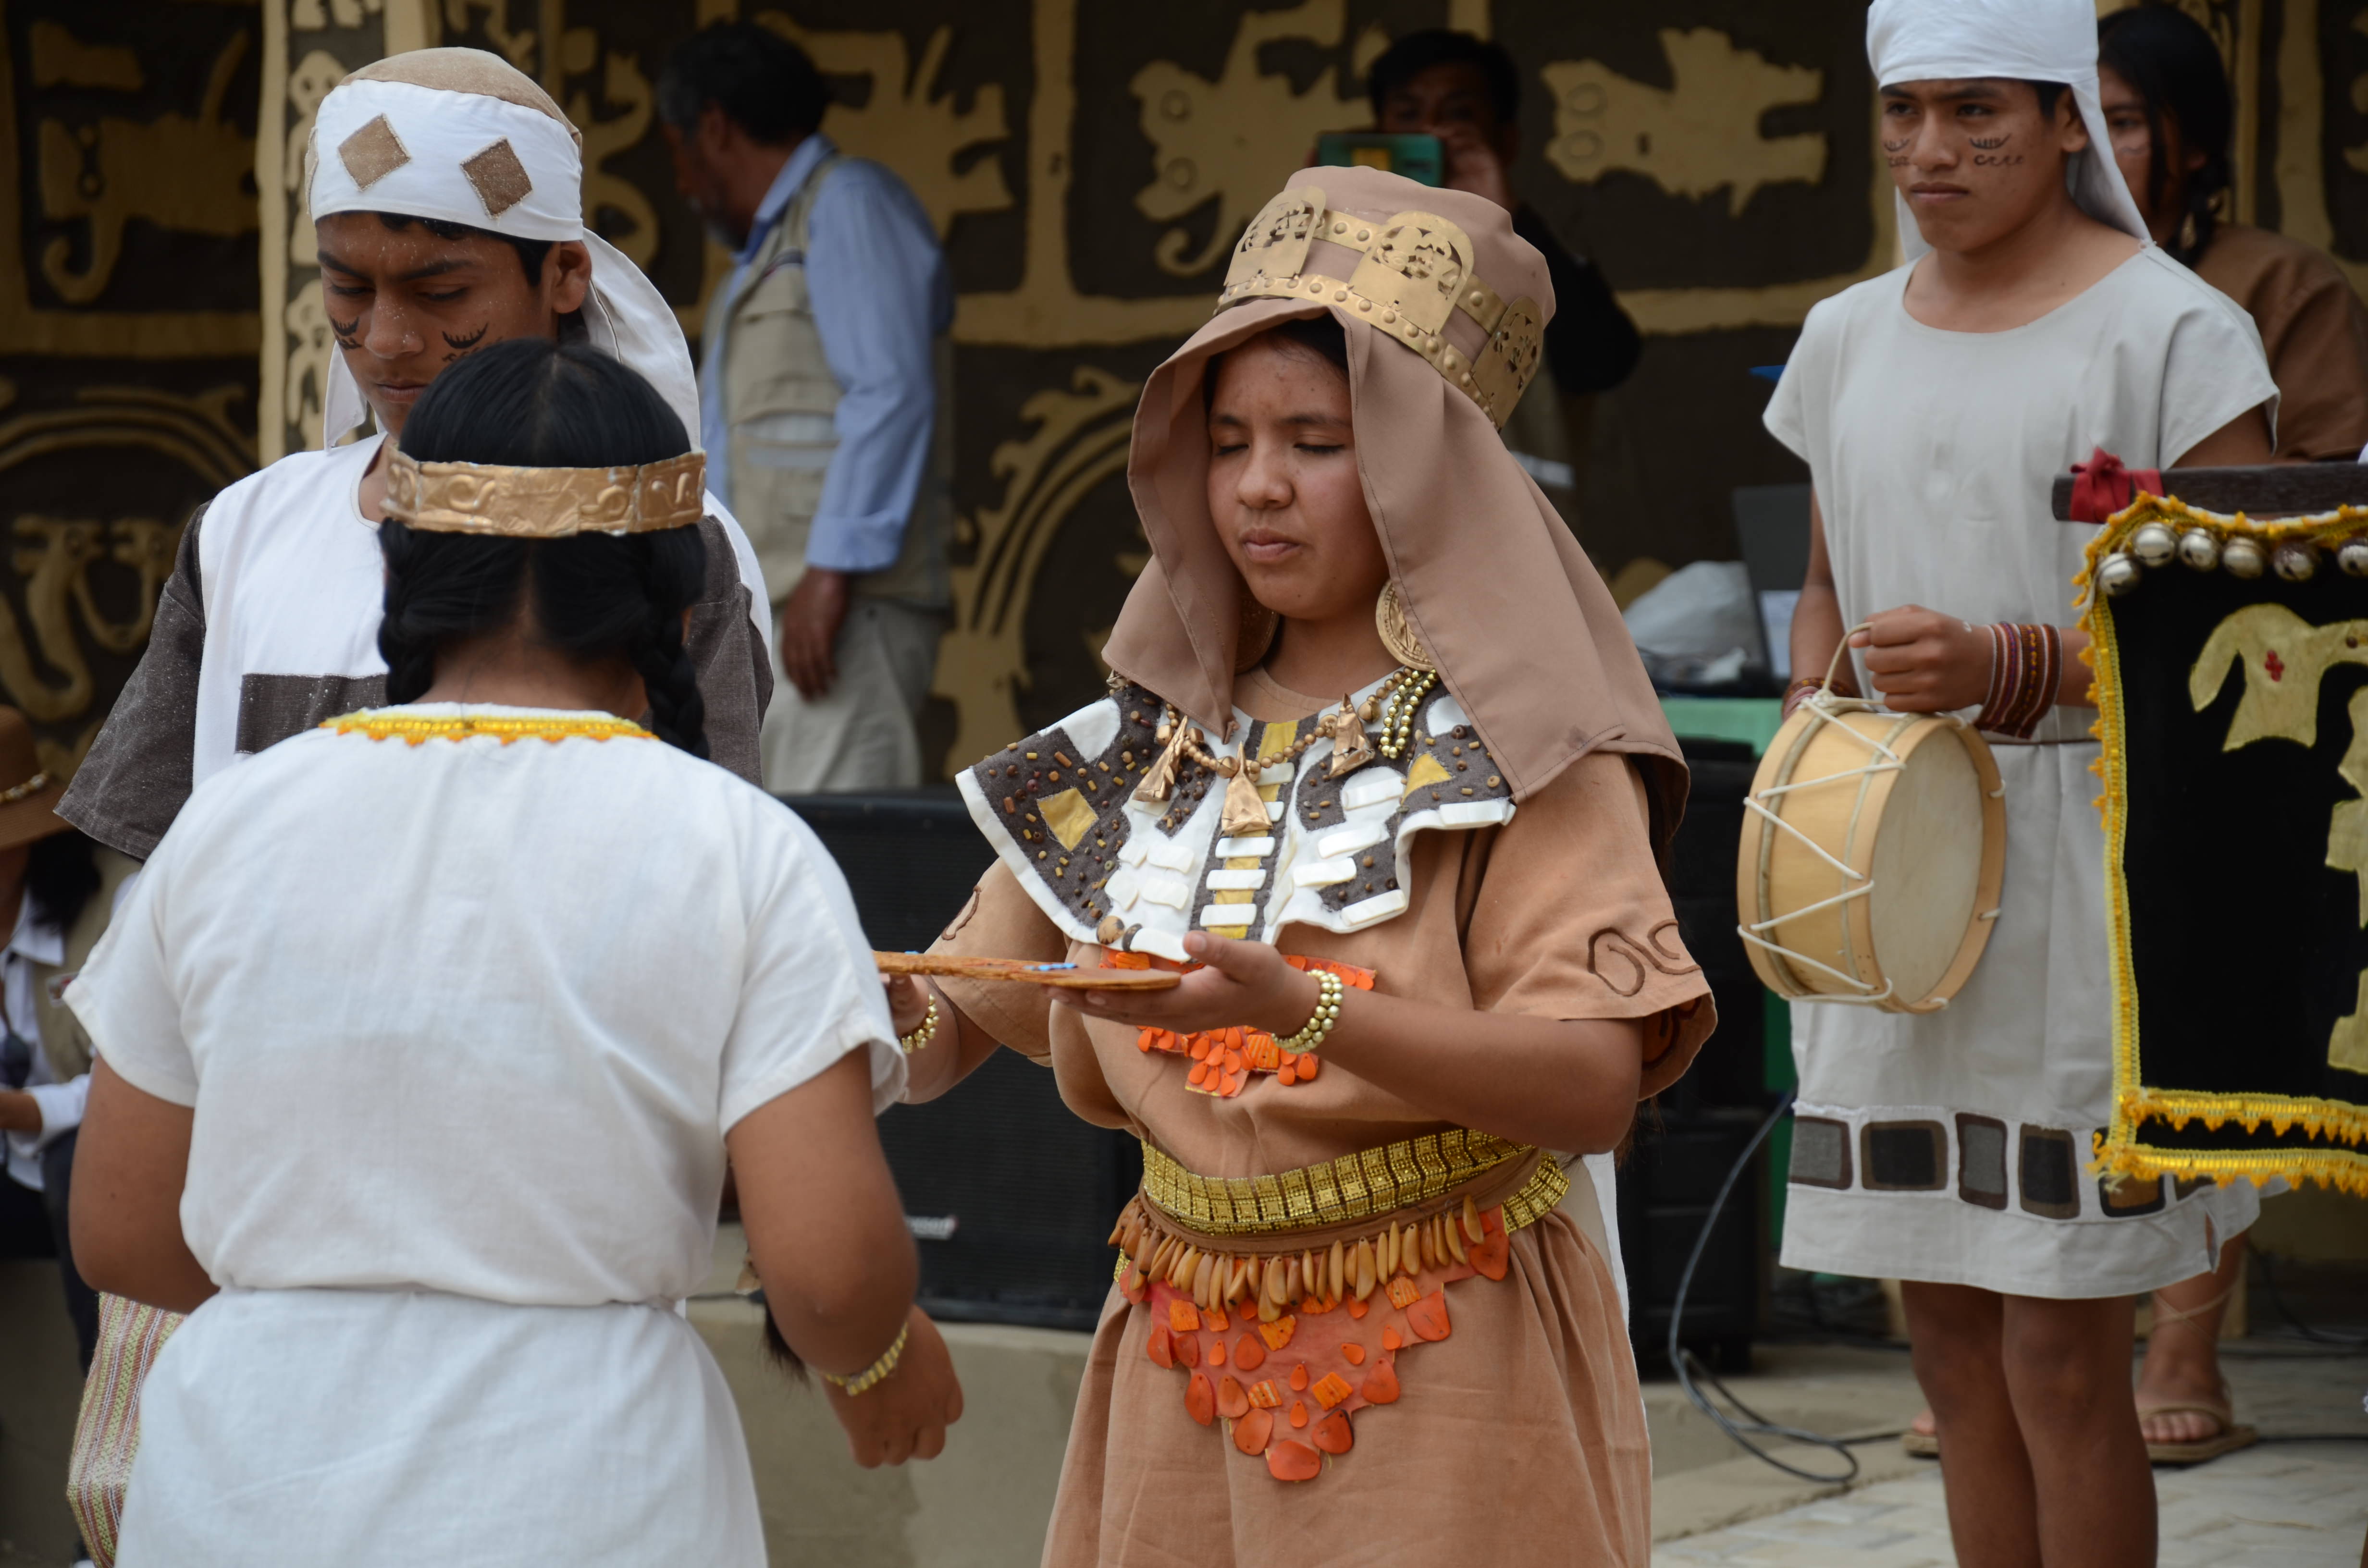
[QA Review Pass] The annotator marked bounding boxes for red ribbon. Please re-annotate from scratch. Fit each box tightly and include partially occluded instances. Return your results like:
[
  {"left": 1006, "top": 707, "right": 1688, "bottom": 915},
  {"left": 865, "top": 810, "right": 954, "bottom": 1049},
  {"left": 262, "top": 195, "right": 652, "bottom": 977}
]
[{"left": 2067, "top": 447, "right": 2163, "bottom": 523}]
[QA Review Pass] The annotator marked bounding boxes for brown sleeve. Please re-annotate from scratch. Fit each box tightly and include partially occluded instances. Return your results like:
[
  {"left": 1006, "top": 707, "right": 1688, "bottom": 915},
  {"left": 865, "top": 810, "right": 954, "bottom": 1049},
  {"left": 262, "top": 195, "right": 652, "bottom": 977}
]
[
  {"left": 927, "top": 860, "right": 1069, "bottom": 1063},
  {"left": 57, "top": 507, "right": 207, "bottom": 859},
  {"left": 688, "top": 515, "right": 773, "bottom": 787},
  {"left": 2257, "top": 261, "right": 2368, "bottom": 462},
  {"left": 1459, "top": 750, "right": 1715, "bottom": 1098}
]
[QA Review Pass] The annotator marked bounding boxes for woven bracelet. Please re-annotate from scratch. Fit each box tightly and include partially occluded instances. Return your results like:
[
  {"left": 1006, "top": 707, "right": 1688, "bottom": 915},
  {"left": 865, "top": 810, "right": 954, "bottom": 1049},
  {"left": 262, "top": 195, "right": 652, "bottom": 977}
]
[{"left": 1974, "top": 622, "right": 2061, "bottom": 738}]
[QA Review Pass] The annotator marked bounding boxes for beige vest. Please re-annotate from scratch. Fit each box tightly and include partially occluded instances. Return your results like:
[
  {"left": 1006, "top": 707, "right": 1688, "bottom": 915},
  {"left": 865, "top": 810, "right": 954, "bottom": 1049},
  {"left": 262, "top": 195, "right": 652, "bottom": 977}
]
[
  {"left": 31, "top": 845, "right": 139, "bottom": 1082},
  {"left": 705, "top": 152, "right": 951, "bottom": 609}
]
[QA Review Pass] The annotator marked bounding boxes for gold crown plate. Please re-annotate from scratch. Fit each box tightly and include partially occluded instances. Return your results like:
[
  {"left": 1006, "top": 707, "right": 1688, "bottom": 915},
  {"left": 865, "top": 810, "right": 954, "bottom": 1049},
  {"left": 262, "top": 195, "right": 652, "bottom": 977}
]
[
  {"left": 1217, "top": 185, "right": 1546, "bottom": 429},
  {"left": 383, "top": 446, "right": 707, "bottom": 538}
]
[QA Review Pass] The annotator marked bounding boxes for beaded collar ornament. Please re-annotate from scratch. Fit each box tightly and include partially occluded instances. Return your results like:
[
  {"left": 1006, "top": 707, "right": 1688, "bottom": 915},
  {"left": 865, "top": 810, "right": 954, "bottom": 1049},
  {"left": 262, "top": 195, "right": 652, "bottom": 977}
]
[
  {"left": 321, "top": 710, "right": 652, "bottom": 745},
  {"left": 382, "top": 443, "right": 706, "bottom": 538}
]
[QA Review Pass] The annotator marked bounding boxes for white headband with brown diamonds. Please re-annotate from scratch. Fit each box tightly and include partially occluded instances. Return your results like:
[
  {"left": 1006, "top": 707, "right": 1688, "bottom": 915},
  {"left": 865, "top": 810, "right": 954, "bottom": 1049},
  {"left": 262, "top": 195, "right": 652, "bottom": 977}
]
[{"left": 308, "top": 76, "right": 582, "bottom": 242}]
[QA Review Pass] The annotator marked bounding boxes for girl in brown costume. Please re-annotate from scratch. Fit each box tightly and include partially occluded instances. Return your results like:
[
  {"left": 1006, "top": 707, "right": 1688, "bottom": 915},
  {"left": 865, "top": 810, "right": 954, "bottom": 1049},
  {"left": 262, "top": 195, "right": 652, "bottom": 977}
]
[{"left": 895, "top": 166, "right": 1712, "bottom": 1564}]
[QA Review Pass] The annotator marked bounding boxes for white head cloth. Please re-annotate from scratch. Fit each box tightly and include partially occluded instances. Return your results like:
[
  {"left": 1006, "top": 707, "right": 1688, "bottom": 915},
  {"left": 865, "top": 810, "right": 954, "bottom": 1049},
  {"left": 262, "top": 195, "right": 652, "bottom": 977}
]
[
  {"left": 1866, "top": 0, "right": 2150, "bottom": 262},
  {"left": 307, "top": 49, "right": 701, "bottom": 448}
]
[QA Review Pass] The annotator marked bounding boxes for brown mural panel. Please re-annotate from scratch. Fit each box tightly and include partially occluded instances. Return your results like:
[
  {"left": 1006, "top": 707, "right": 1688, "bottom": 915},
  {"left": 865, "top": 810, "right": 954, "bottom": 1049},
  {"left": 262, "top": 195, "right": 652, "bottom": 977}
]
[
  {"left": 1500, "top": 1, "right": 1872, "bottom": 291},
  {"left": 0, "top": 1, "right": 263, "bottom": 777},
  {"left": 12, "top": 0, "right": 2368, "bottom": 786}
]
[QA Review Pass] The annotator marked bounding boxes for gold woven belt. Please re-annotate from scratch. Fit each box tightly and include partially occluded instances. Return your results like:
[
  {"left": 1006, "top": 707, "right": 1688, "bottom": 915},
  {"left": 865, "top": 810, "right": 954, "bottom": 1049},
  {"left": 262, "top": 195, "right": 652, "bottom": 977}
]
[{"left": 1138, "top": 1129, "right": 1570, "bottom": 1239}]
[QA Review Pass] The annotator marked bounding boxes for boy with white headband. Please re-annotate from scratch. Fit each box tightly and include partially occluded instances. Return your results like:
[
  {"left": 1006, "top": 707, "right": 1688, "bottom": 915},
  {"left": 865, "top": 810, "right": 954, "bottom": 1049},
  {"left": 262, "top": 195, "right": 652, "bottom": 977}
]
[
  {"left": 61, "top": 48, "right": 775, "bottom": 861},
  {"left": 1767, "top": 1, "right": 2275, "bottom": 1563}
]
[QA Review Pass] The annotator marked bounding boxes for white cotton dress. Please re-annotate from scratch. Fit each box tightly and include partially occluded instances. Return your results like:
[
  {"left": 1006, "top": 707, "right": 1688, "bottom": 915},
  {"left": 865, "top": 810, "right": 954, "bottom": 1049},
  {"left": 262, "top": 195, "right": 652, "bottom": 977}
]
[
  {"left": 1764, "top": 249, "right": 2278, "bottom": 1298},
  {"left": 68, "top": 704, "right": 903, "bottom": 1566}
]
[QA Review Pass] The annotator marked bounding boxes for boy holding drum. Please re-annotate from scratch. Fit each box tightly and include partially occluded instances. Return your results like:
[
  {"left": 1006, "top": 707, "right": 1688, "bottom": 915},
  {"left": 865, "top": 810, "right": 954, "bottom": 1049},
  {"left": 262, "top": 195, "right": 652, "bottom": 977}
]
[{"left": 1767, "top": 1, "right": 2275, "bottom": 1564}]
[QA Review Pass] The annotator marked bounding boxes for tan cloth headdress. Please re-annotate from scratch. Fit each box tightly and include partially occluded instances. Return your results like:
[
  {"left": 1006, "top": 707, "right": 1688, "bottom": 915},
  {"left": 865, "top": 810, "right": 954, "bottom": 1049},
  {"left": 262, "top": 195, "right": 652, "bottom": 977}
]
[{"left": 1103, "top": 165, "right": 1685, "bottom": 845}]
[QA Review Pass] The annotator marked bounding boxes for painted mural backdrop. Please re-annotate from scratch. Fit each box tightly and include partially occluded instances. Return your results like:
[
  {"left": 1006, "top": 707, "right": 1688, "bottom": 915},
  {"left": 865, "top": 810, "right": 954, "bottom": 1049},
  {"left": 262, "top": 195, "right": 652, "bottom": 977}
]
[{"left": 6, "top": 0, "right": 2363, "bottom": 780}]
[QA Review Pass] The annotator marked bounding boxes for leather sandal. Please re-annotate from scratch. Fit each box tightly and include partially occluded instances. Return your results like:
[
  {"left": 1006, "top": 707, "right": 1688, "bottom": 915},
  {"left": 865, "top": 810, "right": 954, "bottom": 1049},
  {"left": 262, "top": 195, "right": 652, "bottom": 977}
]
[{"left": 2136, "top": 1388, "right": 2257, "bottom": 1466}]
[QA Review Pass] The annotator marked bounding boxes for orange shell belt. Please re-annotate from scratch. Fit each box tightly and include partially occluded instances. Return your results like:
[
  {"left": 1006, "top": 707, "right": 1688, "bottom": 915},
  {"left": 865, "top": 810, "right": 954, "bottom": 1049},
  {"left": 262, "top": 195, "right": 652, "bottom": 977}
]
[{"left": 1110, "top": 1144, "right": 1569, "bottom": 1483}]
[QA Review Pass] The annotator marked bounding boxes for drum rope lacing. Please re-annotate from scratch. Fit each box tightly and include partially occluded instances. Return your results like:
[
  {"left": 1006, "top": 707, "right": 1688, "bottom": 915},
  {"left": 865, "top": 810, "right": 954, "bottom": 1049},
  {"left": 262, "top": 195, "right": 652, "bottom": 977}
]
[{"left": 1736, "top": 626, "right": 2005, "bottom": 1008}]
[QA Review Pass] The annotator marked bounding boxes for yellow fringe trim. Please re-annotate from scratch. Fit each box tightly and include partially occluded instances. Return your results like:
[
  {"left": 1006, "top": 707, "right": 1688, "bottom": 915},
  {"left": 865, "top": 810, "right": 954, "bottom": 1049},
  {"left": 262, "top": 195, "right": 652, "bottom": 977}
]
[
  {"left": 321, "top": 709, "right": 653, "bottom": 746},
  {"left": 2081, "top": 496, "right": 2368, "bottom": 1196}
]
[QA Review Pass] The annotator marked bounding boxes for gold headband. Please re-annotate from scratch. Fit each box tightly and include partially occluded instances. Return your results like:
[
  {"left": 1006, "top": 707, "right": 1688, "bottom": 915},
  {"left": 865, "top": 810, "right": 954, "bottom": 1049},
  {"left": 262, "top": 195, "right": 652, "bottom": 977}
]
[
  {"left": 1216, "top": 185, "right": 1545, "bottom": 429},
  {"left": 383, "top": 445, "right": 706, "bottom": 537}
]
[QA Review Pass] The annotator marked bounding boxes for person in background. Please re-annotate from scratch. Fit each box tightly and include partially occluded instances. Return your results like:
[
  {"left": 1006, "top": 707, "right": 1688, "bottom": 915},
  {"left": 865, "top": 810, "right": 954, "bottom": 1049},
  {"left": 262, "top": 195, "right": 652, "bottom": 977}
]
[
  {"left": 660, "top": 24, "right": 954, "bottom": 795},
  {"left": 0, "top": 707, "right": 136, "bottom": 1568},
  {"left": 1367, "top": 29, "right": 1642, "bottom": 526},
  {"left": 2100, "top": 5, "right": 2368, "bottom": 462}
]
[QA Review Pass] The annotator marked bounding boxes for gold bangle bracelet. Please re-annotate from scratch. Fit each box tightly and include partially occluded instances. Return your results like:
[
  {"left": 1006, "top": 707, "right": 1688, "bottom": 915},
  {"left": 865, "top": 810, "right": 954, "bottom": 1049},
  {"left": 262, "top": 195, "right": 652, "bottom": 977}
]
[
  {"left": 1274, "top": 968, "right": 1343, "bottom": 1056},
  {"left": 824, "top": 1320, "right": 910, "bottom": 1396},
  {"left": 899, "top": 995, "right": 940, "bottom": 1054}
]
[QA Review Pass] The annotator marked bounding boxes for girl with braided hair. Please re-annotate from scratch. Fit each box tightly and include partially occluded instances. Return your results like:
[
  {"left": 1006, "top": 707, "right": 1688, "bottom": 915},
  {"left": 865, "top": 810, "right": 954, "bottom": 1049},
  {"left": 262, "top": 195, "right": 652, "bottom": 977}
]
[
  {"left": 63, "top": 337, "right": 959, "bottom": 1567},
  {"left": 371, "top": 338, "right": 716, "bottom": 756},
  {"left": 2098, "top": 5, "right": 2368, "bottom": 462}
]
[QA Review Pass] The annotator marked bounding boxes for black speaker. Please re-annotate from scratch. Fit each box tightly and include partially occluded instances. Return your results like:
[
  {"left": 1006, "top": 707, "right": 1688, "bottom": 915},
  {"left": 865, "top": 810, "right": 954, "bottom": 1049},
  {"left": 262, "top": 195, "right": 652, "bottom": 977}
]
[
  {"left": 1620, "top": 1108, "right": 1764, "bottom": 1372},
  {"left": 781, "top": 790, "right": 1139, "bottom": 1330},
  {"left": 1619, "top": 738, "right": 1768, "bottom": 1367}
]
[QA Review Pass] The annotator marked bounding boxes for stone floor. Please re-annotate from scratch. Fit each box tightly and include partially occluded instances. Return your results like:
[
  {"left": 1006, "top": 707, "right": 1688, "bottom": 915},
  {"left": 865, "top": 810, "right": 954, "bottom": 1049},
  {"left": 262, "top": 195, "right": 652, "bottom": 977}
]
[{"left": 1653, "top": 1344, "right": 2368, "bottom": 1565}]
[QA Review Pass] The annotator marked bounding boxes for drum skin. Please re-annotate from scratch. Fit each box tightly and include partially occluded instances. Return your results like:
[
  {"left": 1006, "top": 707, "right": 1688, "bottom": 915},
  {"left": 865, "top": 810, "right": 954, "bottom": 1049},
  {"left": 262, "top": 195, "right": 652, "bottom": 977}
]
[{"left": 1736, "top": 704, "right": 2007, "bottom": 1015}]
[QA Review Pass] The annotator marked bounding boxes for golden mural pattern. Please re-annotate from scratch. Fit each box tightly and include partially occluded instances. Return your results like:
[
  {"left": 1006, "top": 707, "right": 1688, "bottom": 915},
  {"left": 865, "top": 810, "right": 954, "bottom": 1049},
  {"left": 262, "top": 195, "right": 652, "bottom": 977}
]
[
  {"left": 33, "top": 26, "right": 258, "bottom": 305},
  {"left": 931, "top": 368, "right": 1140, "bottom": 768},
  {"left": 1128, "top": 0, "right": 1388, "bottom": 277},
  {"left": 1541, "top": 29, "right": 1825, "bottom": 216}
]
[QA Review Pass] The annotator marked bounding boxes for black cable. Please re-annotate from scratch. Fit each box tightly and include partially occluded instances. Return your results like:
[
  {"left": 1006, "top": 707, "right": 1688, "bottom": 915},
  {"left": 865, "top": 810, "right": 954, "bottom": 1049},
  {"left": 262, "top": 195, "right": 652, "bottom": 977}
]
[
  {"left": 1666, "top": 1090, "right": 1867, "bottom": 1484},
  {"left": 2247, "top": 1240, "right": 2368, "bottom": 1349}
]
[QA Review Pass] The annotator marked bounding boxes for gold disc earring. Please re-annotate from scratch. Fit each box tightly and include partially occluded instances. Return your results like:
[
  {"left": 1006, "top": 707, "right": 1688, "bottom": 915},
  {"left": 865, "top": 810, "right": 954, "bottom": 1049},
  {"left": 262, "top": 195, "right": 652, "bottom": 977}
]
[
  {"left": 1235, "top": 580, "right": 1280, "bottom": 674},
  {"left": 1375, "top": 582, "right": 1436, "bottom": 672}
]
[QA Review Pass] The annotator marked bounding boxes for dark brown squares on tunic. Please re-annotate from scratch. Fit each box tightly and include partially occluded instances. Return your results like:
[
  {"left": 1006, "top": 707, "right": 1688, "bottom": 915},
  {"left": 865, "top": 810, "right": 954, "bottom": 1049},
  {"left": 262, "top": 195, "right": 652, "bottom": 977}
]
[
  {"left": 1788, "top": 1117, "right": 1852, "bottom": 1190},
  {"left": 1955, "top": 1113, "right": 2009, "bottom": 1210},
  {"left": 2016, "top": 1125, "right": 2082, "bottom": 1219},
  {"left": 1861, "top": 1121, "right": 1947, "bottom": 1192},
  {"left": 2099, "top": 1174, "right": 2167, "bottom": 1217}
]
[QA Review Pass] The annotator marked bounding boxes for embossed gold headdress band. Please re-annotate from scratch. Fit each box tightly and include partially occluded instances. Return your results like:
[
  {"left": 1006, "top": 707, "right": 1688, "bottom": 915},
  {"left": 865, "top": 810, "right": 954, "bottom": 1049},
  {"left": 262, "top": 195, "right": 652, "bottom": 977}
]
[
  {"left": 1216, "top": 184, "right": 1545, "bottom": 429},
  {"left": 382, "top": 444, "right": 706, "bottom": 537}
]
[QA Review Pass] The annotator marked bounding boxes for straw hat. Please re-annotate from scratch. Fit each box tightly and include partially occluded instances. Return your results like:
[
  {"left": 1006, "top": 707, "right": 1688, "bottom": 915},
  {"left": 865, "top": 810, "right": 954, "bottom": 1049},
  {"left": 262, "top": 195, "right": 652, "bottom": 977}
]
[{"left": 0, "top": 708, "right": 71, "bottom": 853}]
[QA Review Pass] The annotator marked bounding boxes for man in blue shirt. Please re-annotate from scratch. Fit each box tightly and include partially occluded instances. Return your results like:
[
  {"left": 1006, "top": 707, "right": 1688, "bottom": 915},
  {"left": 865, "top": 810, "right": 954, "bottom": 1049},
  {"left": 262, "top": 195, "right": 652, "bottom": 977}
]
[{"left": 661, "top": 26, "right": 953, "bottom": 792}]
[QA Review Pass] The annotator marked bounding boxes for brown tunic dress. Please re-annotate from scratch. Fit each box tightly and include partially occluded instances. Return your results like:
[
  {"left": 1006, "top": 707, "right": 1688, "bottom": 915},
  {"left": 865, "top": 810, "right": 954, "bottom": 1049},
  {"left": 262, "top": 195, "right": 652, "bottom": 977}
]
[
  {"left": 930, "top": 668, "right": 1712, "bottom": 1567},
  {"left": 2192, "top": 222, "right": 2368, "bottom": 462}
]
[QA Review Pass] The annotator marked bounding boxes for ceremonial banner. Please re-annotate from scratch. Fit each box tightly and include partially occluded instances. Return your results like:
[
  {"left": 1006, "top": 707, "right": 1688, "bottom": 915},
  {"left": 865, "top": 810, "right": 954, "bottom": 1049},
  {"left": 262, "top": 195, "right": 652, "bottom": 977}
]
[{"left": 2085, "top": 498, "right": 2368, "bottom": 1195}]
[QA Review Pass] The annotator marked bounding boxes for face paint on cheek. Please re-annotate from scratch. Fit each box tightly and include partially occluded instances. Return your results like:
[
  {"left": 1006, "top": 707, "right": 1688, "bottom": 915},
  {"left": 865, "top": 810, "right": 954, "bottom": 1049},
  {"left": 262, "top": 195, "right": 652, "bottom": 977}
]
[
  {"left": 329, "top": 314, "right": 362, "bottom": 350},
  {"left": 1968, "top": 134, "right": 2009, "bottom": 150},
  {"left": 440, "top": 321, "right": 490, "bottom": 364}
]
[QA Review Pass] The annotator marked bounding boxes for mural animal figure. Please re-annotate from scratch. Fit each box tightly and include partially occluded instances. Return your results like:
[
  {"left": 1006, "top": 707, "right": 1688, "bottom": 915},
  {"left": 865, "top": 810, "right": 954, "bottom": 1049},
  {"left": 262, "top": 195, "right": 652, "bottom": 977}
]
[{"left": 38, "top": 32, "right": 257, "bottom": 304}]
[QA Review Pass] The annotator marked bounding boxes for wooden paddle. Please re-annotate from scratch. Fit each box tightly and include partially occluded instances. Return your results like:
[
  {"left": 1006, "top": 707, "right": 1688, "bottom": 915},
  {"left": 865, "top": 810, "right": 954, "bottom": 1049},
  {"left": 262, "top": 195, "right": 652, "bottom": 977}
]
[{"left": 873, "top": 952, "right": 1182, "bottom": 991}]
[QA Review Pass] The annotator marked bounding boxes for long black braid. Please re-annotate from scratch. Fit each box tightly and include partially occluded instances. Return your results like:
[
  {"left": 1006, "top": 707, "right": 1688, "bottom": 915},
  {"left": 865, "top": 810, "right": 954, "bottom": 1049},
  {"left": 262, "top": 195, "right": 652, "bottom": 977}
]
[
  {"left": 376, "top": 337, "right": 710, "bottom": 758},
  {"left": 2099, "top": 7, "right": 2232, "bottom": 269}
]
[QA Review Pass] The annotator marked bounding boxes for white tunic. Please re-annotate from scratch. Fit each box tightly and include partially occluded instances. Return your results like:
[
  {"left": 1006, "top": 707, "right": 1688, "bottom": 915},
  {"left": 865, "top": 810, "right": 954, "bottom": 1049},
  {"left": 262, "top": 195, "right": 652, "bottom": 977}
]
[
  {"left": 69, "top": 705, "right": 902, "bottom": 1565},
  {"left": 1764, "top": 250, "right": 2276, "bottom": 1297}
]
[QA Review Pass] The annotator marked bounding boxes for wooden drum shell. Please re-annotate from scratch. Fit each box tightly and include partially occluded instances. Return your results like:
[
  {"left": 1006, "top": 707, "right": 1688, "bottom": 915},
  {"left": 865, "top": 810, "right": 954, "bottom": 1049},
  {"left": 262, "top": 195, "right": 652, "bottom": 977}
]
[{"left": 1736, "top": 704, "right": 2007, "bottom": 1016}]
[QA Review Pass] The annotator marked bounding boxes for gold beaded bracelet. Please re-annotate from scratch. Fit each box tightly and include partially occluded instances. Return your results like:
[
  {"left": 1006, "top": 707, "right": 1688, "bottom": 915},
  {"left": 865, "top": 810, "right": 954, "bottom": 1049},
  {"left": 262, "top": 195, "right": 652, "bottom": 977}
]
[
  {"left": 1275, "top": 968, "right": 1344, "bottom": 1055},
  {"left": 825, "top": 1320, "right": 911, "bottom": 1396},
  {"left": 899, "top": 995, "right": 940, "bottom": 1054}
]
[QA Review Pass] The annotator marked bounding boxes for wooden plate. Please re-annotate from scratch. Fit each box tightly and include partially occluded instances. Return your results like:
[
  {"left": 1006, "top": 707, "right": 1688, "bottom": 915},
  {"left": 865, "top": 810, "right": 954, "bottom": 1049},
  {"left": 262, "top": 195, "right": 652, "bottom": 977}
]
[{"left": 873, "top": 952, "right": 1183, "bottom": 990}]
